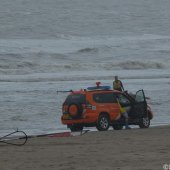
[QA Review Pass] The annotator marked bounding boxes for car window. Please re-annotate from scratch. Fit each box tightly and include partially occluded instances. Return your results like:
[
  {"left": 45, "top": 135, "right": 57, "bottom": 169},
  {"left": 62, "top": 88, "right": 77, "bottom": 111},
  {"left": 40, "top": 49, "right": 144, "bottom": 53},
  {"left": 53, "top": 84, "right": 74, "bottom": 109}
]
[
  {"left": 116, "top": 94, "right": 130, "bottom": 105},
  {"left": 64, "top": 94, "right": 86, "bottom": 104},
  {"left": 93, "top": 93, "right": 116, "bottom": 103}
]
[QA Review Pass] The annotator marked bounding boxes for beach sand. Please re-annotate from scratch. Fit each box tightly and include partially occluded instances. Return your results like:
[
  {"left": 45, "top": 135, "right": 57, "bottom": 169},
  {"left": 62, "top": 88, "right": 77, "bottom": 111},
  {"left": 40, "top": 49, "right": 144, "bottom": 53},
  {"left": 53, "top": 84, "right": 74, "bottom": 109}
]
[{"left": 0, "top": 126, "right": 170, "bottom": 170}]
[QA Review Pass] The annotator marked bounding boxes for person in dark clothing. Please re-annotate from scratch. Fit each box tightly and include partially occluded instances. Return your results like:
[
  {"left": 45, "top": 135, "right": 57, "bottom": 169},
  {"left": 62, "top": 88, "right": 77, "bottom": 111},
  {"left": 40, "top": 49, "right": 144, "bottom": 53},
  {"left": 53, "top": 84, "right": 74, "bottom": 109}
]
[{"left": 113, "top": 76, "right": 124, "bottom": 91}]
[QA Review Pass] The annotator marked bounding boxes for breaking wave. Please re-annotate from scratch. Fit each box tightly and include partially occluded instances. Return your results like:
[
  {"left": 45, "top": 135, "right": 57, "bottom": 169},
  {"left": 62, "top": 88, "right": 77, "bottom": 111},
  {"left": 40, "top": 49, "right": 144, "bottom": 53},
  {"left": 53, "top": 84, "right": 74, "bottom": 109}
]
[
  {"left": 104, "top": 61, "right": 165, "bottom": 70},
  {"left": 58, "top": 60, "right": 166, "bottom": 70},
  {"left": 77, "top": 47, "right": 98, "bottom": 53},
  {"left": 0, "top": 53, "right": 168, "bottom": 76}
]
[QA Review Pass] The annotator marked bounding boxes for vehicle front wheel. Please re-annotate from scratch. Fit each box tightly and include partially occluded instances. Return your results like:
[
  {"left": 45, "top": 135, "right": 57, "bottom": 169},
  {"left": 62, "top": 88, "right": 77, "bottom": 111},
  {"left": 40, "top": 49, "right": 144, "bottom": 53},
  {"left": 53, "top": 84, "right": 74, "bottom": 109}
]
[
  {"left": 69, "top": 124, "right": 83, "bottom": 132},
  {"left": 139, "top": 117, "right": 150, "bottom": 128},
  {"left": 96, "top": 114, "right": 110, "bottom": 131}
]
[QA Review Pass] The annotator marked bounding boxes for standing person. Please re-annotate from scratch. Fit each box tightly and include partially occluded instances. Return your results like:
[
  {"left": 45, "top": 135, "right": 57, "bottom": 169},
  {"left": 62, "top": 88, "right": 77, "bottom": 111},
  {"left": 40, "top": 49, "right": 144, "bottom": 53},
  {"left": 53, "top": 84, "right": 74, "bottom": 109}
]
[
  {"left": 113, "top": 76, "right": 124, "bottom": 91},
  {"left": 116, "top": 98, "right": 131, "bottom": 129}
]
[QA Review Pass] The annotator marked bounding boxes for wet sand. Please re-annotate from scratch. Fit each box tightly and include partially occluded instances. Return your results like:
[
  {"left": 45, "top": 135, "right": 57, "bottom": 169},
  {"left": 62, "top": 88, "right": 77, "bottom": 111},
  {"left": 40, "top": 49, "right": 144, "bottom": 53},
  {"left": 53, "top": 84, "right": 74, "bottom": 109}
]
[{"left": 0, "top": 126, "right": 170, "bottom": 170}]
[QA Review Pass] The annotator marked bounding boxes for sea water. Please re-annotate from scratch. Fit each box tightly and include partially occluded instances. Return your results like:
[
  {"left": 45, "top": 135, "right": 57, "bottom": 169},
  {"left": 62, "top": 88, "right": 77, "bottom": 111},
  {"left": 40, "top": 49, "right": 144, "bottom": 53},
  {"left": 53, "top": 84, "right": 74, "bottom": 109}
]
[{"left": 0, "top": 0, "right": 170, "bottom": 135}]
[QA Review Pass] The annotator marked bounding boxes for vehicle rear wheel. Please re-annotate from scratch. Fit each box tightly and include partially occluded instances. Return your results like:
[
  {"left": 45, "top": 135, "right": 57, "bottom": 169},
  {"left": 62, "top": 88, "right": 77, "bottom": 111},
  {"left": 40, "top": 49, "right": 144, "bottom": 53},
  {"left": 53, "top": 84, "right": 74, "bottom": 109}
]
[
  {"left": 139, "top": 117, "right": 150, "bottom": 128},
  {"left": 112, "top": 124, "right": 123, "bottom": 130},
  {"left": 96, "top": 114, "right": 110, "bottom": 131},
  {"left": 69, "top": 124, "right": 83, "bottom": 132}
]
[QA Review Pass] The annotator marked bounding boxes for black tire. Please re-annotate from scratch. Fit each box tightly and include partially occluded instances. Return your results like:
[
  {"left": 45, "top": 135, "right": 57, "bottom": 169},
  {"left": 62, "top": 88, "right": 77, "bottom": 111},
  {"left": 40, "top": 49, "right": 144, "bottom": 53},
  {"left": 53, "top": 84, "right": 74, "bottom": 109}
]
[
  {"left": 96, "top": 114, "right": 110, "bottom": 131},
  {"left": 69, "top": 124, "right": 83, "bottom": 132},
  {"left": 112, "top": 124, "right": 123, "bottom": 130},
  {"left": 139, "top": 117, "right": 150, "bottom": 128},
  {"left": 67, "top": 103, "right": 83, "bottom": 119}
]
